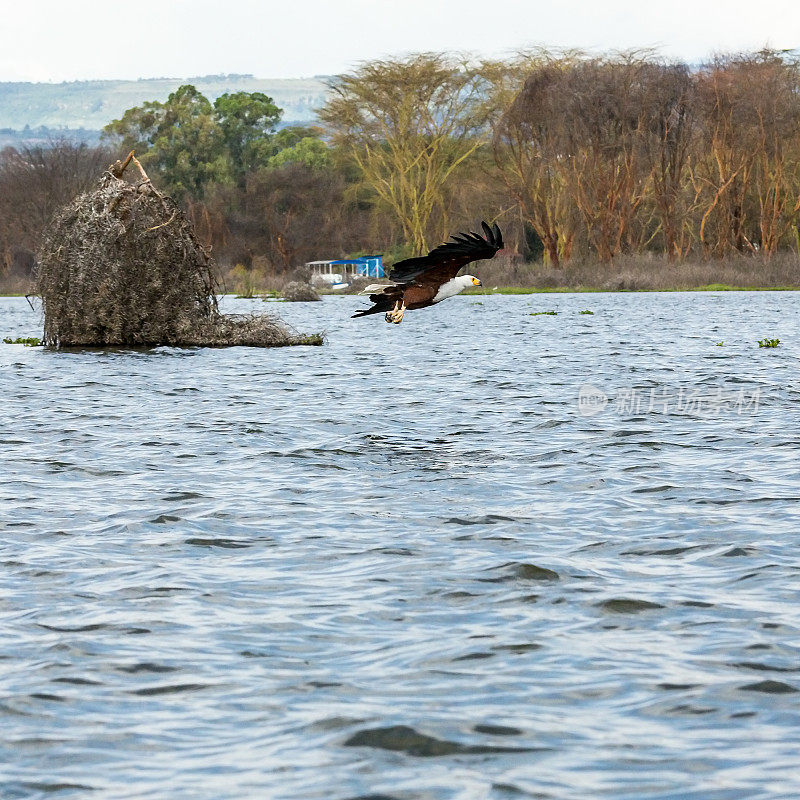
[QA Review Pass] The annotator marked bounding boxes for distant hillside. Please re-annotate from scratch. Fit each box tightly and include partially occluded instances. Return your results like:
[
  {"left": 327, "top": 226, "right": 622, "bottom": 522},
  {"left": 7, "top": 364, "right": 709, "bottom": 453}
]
[{"left": 0, "top": 74, "right": 329, "bottom": 138}]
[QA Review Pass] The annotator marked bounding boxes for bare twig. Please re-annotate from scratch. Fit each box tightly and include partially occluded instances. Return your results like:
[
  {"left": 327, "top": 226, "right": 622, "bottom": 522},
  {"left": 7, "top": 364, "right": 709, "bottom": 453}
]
[
  {"left": 146, "top": 211, "right": 177, "bottom": 232},
  {"left": 130, "top": 155, "right": 151, "bottom": 183}
]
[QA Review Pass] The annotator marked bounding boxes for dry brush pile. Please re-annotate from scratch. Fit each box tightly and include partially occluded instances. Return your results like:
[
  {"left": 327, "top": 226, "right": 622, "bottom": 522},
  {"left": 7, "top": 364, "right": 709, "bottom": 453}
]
[
  {"left": 36, "top": 153, "right": 322, "bottom": 348},
  {"left": 281, "top": 281, "right": 321, "bottom": 301}
]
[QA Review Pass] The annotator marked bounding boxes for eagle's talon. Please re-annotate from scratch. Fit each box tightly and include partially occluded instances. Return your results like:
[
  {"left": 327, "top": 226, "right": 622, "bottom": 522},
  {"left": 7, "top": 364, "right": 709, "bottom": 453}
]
[{"left": 385, "top": 301, "right": 404, "bottom": 324}]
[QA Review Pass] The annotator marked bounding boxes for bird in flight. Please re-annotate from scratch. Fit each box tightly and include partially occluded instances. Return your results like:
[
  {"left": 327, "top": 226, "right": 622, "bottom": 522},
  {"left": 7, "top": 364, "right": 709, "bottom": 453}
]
[{"left": 352, "top": 221, "right": 503, "bottom": 324}]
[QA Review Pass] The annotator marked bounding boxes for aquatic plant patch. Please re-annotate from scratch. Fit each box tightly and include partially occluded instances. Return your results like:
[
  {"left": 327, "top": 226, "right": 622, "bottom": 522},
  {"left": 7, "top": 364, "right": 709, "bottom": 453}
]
[{"left": 3, "top": 336, "right": 41, "bottom": 346}]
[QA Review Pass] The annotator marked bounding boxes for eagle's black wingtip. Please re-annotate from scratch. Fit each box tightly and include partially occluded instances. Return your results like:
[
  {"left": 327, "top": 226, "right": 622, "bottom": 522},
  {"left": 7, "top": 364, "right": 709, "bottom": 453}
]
[
  {"left": 480, "top": 220, "right": 503, "bottom": 251},
  {"left": 493, "top": 222, "right": 504, "bottom": 251}
]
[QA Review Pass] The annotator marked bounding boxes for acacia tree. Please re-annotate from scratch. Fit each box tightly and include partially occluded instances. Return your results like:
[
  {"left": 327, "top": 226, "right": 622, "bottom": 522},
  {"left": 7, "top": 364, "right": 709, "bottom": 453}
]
[
  {"left": 558, "top": 56, "right": 664, "bottom": 262},
  {"left": 692, "top": 58, "right": 759, "bottom": 256},
  {"left": 496, "top": 54, "right": 702, "bottom": 264},
  {"left": 727, "top": 52, "right": 800, "bottom": 256},
  {"left": 318, "top": 53, "right": 488, "bottom": 255},
  {"left": 688, "top": 53, "right": 800, "bottom": 257}
]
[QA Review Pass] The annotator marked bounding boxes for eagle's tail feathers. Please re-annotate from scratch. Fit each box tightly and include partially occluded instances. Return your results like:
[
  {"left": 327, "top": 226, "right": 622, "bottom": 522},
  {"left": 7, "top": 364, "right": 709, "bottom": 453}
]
[
  {"left": 352, "top": 293, "right": 396, "bottom": 319},
  {"left": 352, "top": 305, "right": 386, "bottom": 318}
]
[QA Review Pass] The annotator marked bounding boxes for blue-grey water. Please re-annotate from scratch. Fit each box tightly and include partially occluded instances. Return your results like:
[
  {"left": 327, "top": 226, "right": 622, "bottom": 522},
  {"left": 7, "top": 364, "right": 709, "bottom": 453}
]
[{"left": 2, "top": 291, "right": 800, "bottom": 800}]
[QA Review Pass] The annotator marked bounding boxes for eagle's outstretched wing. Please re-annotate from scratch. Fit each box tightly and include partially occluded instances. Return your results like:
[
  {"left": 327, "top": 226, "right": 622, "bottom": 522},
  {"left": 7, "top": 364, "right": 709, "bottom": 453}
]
[{"left": 389, "top": 221, "right": 504, "bottom": 285}]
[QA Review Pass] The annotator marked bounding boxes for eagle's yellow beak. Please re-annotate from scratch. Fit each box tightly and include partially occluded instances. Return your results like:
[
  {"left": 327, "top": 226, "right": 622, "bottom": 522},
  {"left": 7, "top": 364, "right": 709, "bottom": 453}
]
[{"left": 472, "top": 277, "right": 482, "bottom": 286}]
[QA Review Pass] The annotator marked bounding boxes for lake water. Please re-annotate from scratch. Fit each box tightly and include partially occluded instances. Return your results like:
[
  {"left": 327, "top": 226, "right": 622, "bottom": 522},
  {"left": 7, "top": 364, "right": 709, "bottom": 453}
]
[{"left": 2, "top": 291, "right": 800, "bottom": 799}]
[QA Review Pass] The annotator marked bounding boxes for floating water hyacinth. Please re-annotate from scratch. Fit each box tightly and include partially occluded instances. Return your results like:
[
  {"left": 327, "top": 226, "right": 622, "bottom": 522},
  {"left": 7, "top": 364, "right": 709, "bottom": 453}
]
[{"left": 2, "top": 336, "right": 41, "bottom": 346}]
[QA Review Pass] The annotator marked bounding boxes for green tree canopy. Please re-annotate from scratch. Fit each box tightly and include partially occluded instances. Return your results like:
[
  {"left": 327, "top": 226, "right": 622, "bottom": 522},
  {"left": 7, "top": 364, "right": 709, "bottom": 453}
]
[
  {"left": 104, "top": 85, "right": 282, "bottom": 201},
  {"left": 266, "top": 126, "right": 330, "bottom": 170},
  {"left": 213, "top": 91, "right": 282, "bottom": 186}
]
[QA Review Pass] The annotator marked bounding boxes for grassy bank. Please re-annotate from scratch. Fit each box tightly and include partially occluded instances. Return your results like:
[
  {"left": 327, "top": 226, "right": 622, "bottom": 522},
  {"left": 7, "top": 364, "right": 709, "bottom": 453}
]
[
  {"left": 323, "top": 251, "right": 800, "bottom": 294},
  {"left": 470, "top": 251, "right": 800, "bottom": 292},
  {"left": 464, "top": 284, "right": 800, "bottom": 295}
]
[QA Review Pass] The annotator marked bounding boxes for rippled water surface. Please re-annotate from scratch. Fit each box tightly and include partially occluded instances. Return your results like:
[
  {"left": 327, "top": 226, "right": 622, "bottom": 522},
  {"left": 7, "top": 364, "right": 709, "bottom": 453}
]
[{"left": 2, "top": 291, "right": 800, "bottom": 799}]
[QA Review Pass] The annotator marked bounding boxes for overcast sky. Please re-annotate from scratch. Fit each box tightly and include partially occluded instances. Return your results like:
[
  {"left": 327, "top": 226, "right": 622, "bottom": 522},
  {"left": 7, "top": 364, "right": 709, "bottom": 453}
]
[{"left": 1, "top": 0, "right": 798, "bottom": 82}]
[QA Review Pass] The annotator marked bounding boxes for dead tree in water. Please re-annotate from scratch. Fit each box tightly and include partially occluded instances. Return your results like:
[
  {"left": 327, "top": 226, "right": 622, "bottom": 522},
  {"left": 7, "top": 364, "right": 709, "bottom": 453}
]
[{"left": 36, "top": 152, "right": 321, "bottom": 347}]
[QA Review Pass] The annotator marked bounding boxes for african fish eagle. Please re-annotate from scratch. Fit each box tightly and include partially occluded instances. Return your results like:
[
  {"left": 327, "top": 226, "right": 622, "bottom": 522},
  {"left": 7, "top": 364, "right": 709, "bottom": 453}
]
[{"left": 352, "top": 221, "right": 504, "bottom": 324}]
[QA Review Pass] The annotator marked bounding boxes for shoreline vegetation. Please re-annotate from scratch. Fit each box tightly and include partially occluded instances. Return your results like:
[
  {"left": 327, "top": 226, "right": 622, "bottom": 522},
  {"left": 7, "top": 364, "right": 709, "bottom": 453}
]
[
  {"left": 3, "top": 50, "right": 800, "bottom": 300},
  {"left": 464, "top": 284, "right": 800, "bottom": 293},
  {"left": 6, "top": 248, "right": 800, "bottom": 298}
]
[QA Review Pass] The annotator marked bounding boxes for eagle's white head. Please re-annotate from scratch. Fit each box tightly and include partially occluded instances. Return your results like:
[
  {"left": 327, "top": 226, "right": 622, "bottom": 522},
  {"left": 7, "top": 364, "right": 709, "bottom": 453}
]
[{"left": 432, "top": 273, "right": 483, "bottom": 304}]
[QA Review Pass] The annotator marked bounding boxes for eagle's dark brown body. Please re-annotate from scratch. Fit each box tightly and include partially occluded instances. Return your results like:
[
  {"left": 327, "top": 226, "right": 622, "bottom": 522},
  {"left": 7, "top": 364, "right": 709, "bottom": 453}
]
[
  {"left": 352, "top": 222, "right": 503, "bottom": 323},
  {"left": 366, "top": 283, "right": 442, "bottom": 312}
]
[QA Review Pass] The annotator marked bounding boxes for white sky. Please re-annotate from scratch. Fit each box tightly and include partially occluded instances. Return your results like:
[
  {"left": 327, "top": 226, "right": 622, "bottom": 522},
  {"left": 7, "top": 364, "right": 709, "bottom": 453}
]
[{"left": 1, "top": 0, "right": 798, "bottom": 82}]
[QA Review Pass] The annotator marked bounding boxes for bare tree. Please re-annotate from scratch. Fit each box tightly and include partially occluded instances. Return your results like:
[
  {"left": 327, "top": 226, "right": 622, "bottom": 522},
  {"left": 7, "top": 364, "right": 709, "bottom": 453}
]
[
  {"left": 741, "top": 52, "right": 800, "bottom": 256},
  {"left": 637, "top": 63, "right": 696, "bottom": 259},
  {"left": 239, "top": 163, "right": 366, "bottom": 271},
  {"left": 492, "top": 55, "right": 580, "bottom": 266},
  {"left": 494, "top": 54, "right": 697, "bottom": 265},
  {"left": 560, "top": 56, "right": 665, "bottom": 262},
  {"left": 687, "top": 53, "right": 800, "bottom": 257},
  {"left": 0, "top": 140, "right": 117, "bottom": 277}
]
